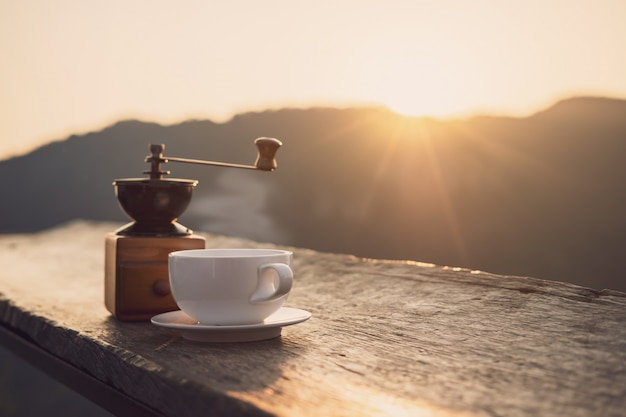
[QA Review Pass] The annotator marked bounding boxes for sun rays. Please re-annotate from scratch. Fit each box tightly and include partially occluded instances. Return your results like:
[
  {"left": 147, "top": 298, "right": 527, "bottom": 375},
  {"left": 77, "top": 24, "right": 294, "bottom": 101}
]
[
  {"left": 281, "top": 107, "right": 569, "bottom": 267},
  {"left": 348, "top": 112, "right": 471, "bottom": 264}
]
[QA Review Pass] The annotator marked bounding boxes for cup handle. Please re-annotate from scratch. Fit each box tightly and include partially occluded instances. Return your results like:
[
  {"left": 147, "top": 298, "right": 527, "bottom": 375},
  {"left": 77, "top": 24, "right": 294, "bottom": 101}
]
[{"left": 250, "top": 263, "right": 293, "bottom": 303}]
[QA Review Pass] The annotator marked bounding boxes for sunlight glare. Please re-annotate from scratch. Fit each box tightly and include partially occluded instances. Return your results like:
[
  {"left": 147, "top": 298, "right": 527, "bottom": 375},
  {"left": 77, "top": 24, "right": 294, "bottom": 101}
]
[
  {"left": 342, "top": 26, "right": 479, "bottom": 119},
  {"left": 375, "top": 55, "right": 484, "bottom": 119}
]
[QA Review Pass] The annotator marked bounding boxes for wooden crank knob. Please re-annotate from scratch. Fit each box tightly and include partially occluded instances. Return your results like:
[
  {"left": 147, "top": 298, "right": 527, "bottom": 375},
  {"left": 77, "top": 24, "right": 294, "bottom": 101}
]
[{"left": 254, "top": 137, "right": 283, "bottom": 171}]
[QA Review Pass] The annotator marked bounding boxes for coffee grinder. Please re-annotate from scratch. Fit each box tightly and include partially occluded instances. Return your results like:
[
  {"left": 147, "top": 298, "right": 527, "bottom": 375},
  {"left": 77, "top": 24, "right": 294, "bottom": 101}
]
[{"left": 105, "top": 137, "right": 282, "bottom": 321}]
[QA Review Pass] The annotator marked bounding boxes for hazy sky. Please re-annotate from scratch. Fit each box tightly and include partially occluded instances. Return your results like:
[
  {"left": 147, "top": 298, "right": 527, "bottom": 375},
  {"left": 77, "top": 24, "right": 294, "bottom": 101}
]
[{"left": 1, "top": 0, "right": 625, "bottom": 159}]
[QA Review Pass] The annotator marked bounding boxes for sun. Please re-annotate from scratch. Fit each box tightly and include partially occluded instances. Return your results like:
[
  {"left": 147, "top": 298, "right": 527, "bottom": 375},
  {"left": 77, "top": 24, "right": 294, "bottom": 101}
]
[
  {"left": 352, "top": 56, "right": 472, "bottom": 118},
  {"left": 374, "top": 76, "right": 471, "bottom": 119},
  {"left": 375, "top": 82, "right": 481, "bottom": 119},
  {"left": 383, "top": 98, "right": 447, "bottom": 118},
  {"left": 340, "top": 29, "right": 477, "bottom": 119}
]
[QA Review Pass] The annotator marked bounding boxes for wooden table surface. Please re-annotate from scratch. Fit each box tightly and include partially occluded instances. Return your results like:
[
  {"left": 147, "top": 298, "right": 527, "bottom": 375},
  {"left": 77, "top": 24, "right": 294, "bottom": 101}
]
[{"left": 1, "top": 221, "right": 625, "bottom": 417}]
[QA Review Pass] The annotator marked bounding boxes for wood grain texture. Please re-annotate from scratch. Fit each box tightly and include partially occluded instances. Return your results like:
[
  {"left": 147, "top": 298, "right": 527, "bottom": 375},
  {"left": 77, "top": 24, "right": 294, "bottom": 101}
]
[{"left": 1, "top": 221, "right": 625, "bottom": 417}]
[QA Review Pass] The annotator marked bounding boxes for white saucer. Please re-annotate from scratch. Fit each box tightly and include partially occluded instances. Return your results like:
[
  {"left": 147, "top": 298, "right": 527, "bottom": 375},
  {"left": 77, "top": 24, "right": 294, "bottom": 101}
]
[{"left": 151, "top": 307, "right": 311, "bottom": 342}]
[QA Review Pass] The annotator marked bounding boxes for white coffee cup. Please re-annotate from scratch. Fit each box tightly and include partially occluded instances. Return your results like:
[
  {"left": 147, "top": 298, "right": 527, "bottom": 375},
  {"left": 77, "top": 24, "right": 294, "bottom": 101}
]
[{"left": 168, "top": 248, "right": 293, "bottom": 325}]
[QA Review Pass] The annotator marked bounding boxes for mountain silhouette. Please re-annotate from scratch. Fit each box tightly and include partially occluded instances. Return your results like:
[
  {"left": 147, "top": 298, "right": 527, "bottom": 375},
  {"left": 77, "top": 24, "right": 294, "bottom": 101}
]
[{"left": 1, "top": 96, "right": 625, "bottom": 292}]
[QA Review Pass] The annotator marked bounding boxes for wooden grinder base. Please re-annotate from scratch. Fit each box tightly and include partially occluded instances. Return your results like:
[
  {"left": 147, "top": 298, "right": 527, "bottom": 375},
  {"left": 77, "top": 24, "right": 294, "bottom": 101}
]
[{"left": 105, "top": 233, "right": 205, "bottom": 321}]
